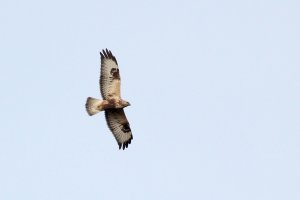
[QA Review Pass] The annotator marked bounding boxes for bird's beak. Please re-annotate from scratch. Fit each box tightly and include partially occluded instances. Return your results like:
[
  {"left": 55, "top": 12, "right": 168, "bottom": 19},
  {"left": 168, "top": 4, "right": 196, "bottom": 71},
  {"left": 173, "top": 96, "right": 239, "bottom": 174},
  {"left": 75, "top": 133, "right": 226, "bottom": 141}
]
[{"left": 128, "top": 102, "right": 131, "bottom": 106}]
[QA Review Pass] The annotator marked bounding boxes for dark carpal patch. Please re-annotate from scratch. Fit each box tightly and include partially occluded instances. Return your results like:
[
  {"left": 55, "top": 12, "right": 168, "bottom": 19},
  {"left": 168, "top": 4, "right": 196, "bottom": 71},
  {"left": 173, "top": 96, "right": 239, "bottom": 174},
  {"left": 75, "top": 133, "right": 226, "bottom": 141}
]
[
  {"left": 122, "top": 123, "right": 131, "bottom": 133},
  {"left": 110, "top": 68, "right": 120, "bottom": 79}
]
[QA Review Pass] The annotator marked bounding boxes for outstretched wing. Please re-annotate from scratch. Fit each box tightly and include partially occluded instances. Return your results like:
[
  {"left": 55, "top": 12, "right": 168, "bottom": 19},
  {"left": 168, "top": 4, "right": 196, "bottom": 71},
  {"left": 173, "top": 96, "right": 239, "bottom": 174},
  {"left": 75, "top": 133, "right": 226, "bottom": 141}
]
[
  {"left": 100, "top": 49, "right": 121, "bottom": 100},
  {"left": 105, "top": 109, "right": 133, "bottom": 150}
]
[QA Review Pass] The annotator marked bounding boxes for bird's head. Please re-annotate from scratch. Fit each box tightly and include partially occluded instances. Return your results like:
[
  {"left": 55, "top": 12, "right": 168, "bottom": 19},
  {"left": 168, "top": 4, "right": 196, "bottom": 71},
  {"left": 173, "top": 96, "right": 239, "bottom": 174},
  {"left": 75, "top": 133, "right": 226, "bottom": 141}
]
[
  {"left": 122, "top": 100, "right": 131, "bottom": 107},
  {"left": 125, "top": 101, "right": 131, "bottom": 107}
]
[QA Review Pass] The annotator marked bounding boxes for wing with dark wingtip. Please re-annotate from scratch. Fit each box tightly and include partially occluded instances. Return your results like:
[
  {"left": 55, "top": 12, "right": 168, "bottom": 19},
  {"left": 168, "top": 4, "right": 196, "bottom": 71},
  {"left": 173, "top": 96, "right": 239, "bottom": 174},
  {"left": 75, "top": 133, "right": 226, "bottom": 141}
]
[
  {"left": 104, "top": 108, "right": 133, "bottom": 150},
  {"left": 99, "top": 49, "right": 121, "bottom": 100}
]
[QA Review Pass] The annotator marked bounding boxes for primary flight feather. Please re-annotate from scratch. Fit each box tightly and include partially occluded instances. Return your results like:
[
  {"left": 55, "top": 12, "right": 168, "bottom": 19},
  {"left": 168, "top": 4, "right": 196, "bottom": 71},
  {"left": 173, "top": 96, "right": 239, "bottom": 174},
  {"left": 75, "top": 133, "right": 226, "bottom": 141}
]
[{"left": 85, "top": 49, "right": 132, "bottom": 150}]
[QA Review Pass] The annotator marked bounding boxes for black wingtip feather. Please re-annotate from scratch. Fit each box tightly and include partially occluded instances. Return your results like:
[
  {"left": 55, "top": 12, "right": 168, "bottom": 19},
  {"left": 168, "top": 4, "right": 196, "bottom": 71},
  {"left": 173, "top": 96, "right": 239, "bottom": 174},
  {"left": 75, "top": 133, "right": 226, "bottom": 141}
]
[
  {"left": 100, "top": 51, "right": 104, "bottom": 58},
  {"left": 103, "top": 49, "right": 108, "bottom": 57},
  {"left": 118, "top": 136, "right": 133, "bottom": 150},
  {"left": 100, "top": 48, "right": 118, "bottom": 65}
]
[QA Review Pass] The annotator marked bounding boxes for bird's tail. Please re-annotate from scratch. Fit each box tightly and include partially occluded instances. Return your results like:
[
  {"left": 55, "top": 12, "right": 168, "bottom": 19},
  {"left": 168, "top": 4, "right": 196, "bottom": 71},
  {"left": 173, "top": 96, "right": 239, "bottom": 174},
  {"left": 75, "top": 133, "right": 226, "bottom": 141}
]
[{"left": 85, "top": 97, "right": 103, "bottom": 116}]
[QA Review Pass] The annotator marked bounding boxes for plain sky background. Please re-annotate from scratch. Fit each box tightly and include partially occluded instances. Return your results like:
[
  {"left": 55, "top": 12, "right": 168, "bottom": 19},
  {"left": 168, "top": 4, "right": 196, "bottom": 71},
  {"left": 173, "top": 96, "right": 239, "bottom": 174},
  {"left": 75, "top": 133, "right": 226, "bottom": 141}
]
[{"left": 1, "top": 0, "right": 299, "bottom": 199}]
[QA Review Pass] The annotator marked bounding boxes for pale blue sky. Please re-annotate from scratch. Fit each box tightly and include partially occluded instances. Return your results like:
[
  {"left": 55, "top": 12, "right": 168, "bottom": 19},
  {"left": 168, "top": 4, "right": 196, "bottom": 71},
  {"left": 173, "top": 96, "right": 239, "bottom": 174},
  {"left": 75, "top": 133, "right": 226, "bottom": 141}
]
[{"left": 1, "top": 0, "right": 300, "bottom": 199}]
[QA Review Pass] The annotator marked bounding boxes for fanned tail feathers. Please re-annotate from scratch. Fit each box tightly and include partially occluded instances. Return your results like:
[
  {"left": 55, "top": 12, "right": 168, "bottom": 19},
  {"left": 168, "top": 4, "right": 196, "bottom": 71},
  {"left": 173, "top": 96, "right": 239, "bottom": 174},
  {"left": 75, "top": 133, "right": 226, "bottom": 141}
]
[{"left": 85, "top": 97, "right": 102, "bottom": 116}]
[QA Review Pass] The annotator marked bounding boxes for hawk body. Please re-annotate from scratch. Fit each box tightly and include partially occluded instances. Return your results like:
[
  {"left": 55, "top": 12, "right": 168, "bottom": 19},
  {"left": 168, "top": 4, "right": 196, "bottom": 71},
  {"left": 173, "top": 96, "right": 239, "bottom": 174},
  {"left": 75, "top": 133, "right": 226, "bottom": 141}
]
[{"left": 86, "top": 49, "right": 132, "bottom": 150}]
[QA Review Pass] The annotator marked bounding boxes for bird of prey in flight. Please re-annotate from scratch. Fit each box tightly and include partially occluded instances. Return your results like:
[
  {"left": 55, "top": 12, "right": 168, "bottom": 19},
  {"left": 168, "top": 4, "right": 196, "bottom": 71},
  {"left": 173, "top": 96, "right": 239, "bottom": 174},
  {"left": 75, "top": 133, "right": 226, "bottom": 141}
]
[{"left": 85, "top": 49, "right": 132, "bottom": 150}]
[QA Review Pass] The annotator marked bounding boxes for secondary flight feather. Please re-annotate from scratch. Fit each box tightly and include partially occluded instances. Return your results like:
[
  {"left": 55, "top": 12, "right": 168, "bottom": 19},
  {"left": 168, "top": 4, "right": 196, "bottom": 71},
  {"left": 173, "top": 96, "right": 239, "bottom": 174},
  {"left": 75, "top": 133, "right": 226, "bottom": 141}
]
[{"left": 85, "top": 49, "right": 133, "bottom": 150}]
